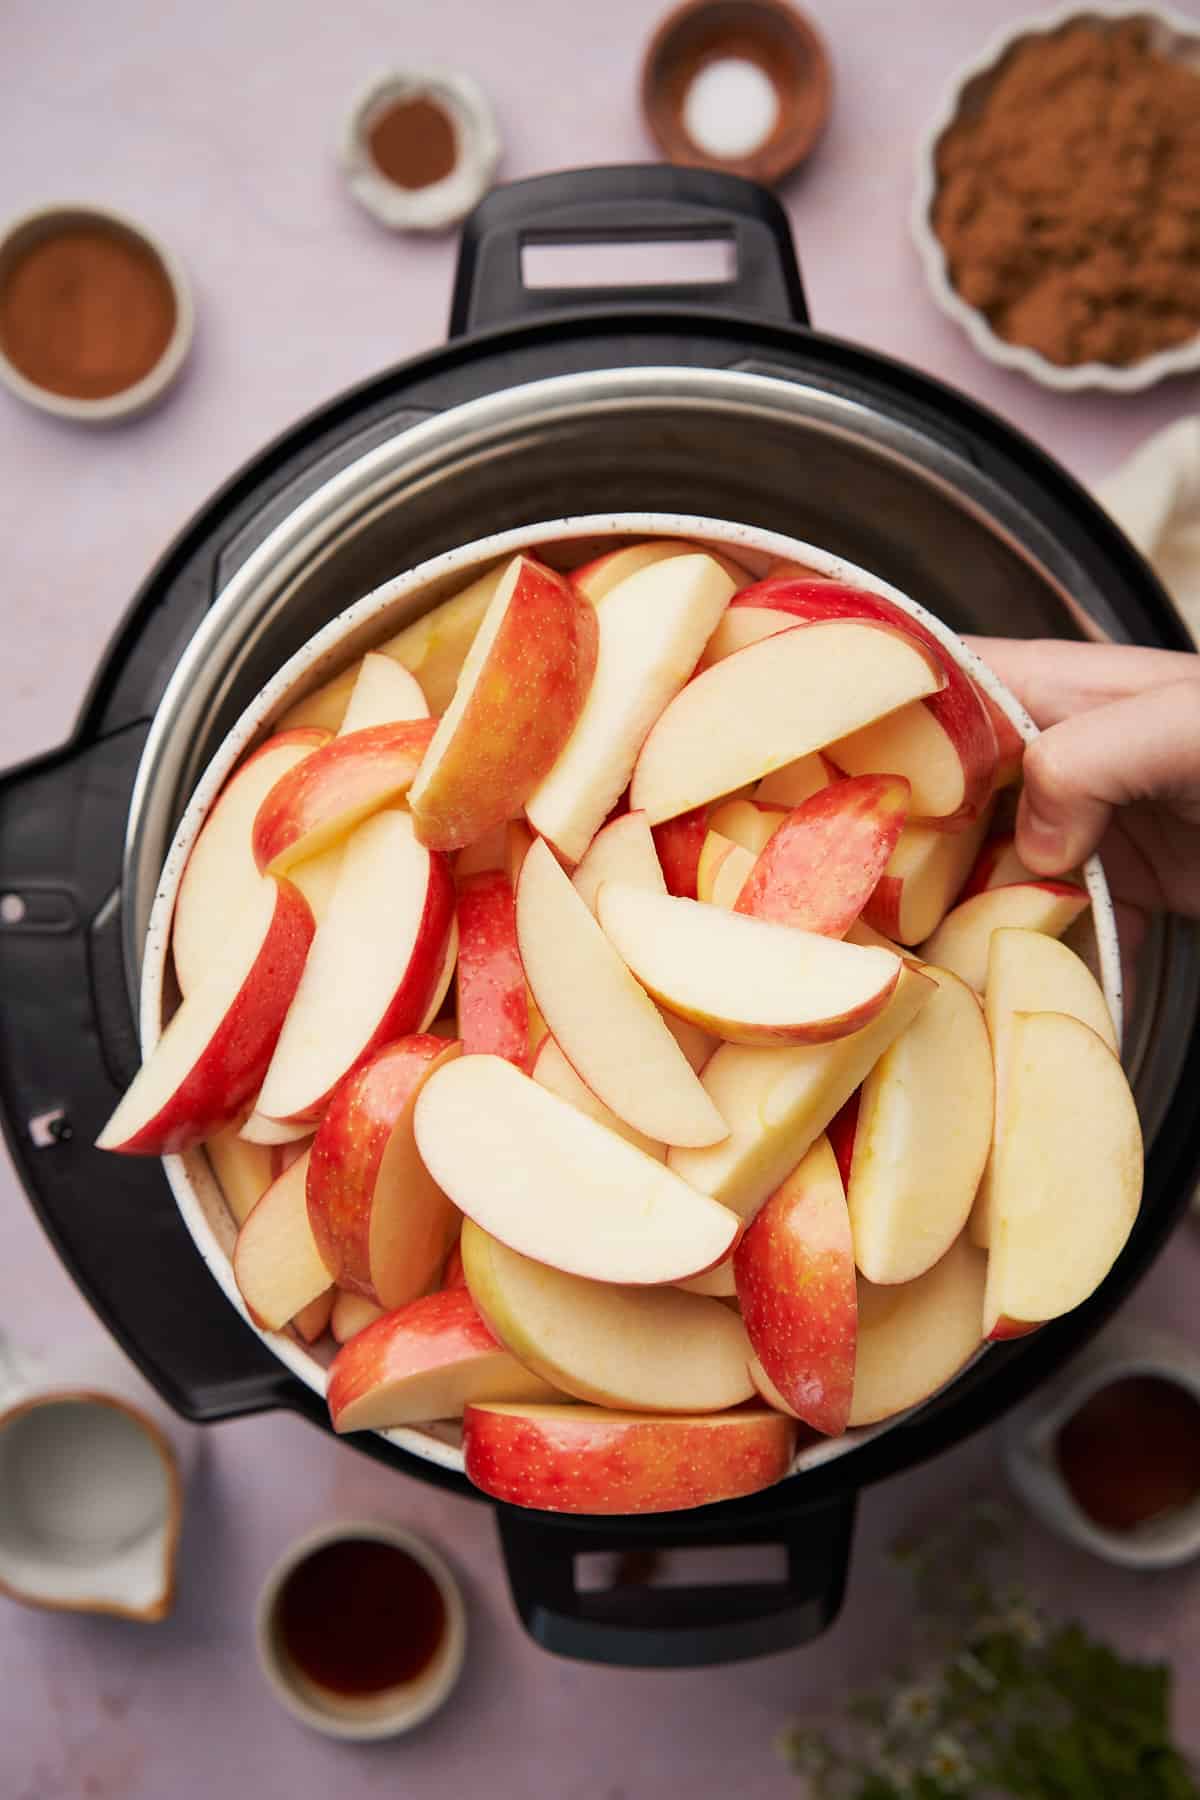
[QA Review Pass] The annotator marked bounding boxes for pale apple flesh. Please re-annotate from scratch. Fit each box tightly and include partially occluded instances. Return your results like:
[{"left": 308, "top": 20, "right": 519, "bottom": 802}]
[
  {"left": 983, "top": 1011, "right": 1141, "bottom": 1337},
  {"left": 861, "top": 802, "right": 995, "bottom": 946},
  {"left": 330, "top": 1290, "right": 386, "bottom": 1344},
  {"left": 735, "top": 774, "right": 910, "bottom": 938},
  {"left": 232, "top": 1151, "right": 332, "bottom": 1332},
  {"left": 326, "top": 1288, "right": 560, "bottom": 1432},
  {"left": 707, "top": 798, "right": 788, "bottom": 856},
  {"left": 531, "top": 1036, "right": 667, "bottom": 1160},
  {"left": 696, "top": 830, "right": 749, "bottom": 905},
  {"left": 971, "top": 927, "right": 1119, "bottom": 1248},
  {"left": 753, "top": 751, "right": 834, "bottom": 809},
  {"left": 572, "top": 808, "right": 666, "bottom": 916},
  {"left": 206, "top": 1126, "right": 275, "bottom": 1228},
  {"left": 517, "top": 837, "right": 727, "bottom": 1147},
  {"left": 291, "top": 1291, "right": 334, "bottom": 1345},
  {"left": 171, "top": 728, "right": 327, "bottom": 995},
  {"left": 526, "top": 552, "right": 735, "bottom": 863},
  {"left": 455, "top": 870, "right": 527, "bottom": 1066},
  {"left": 339, "top": 651, "right": 429, "bottom": 730},
  {"left": 413, "top": 1054, "right": 741, "bottom": 1285},
  {"left": 851, "top": 1233, "right": 987, "bottom": 1427},
  {"left": 570, "top": 538, "right": 751, "bottom": 603},
  {"left": 848, "top": 964, "right": 993, "bottom": 1284},
  {"left": 918, "top": 881, "right": 1090, "bottom": 992},
  {"left": 306, "top": 1034, "right": 462, "bottom": 1309},
  {"left": 733, "top": 1135, "right": 857, "bottom": 1436},
  {"left": 959, "top": 831, "right": 1039, "bottom": 900},
  {"left": 409, "top": 555, "right": 598, "bottom": 851},
  {"left": 240, "top": 1110, "right": 311, "bottom": 1147},
  {"left": 668, "top": 963, "right": 935, "bottom": 1221},
  {"left": 461, "top": 1220, "right": 754, "bottom": 1412},
  {"left": 98, "top": 877, "right": 315, "bottom": 1156},
  {"left": 596, "top": 883, "right": 901, "bottom": 1047},
  {"left": 631, "top": 617, "right": 945, "bottom": 825},
  {"left": 256, "top": 809, "right": 454, "bottom": 1123},
  {"left": 462, "top": 1402, "right": 797, "bottom": 1514},
  {"left": 252, "top": 718, "right": 436, "bottom": 875}
]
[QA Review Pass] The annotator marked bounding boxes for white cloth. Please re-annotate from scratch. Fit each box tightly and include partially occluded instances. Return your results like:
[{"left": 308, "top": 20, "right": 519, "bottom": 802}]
[{"left": 1095, "top": 419, "right": 1200, "bottom": 639}]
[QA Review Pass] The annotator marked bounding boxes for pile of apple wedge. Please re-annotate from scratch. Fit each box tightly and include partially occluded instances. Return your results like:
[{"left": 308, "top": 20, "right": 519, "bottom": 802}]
[{"left": 98, "top": 539, "right": 1143, "bottom": 1516}]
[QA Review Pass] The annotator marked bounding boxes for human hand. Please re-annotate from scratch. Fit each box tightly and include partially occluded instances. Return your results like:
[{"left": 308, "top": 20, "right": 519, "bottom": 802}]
[{"left": 963, "top": 638, "right": 1200, "bottom": 922}]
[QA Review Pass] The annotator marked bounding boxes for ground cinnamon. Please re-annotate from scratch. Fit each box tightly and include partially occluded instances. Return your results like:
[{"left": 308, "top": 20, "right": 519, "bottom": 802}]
[
  {"left": 932, "top": 20, "right": 1200, "bottom": 367},
  {"left": 367, "top": 96, "right": 458, "bottom": 190}
]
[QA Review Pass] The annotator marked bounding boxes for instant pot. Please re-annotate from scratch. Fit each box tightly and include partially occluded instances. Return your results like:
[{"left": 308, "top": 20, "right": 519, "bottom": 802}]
[{"left": 2, "top": 167, "right": 1197, "bottom": 1669}]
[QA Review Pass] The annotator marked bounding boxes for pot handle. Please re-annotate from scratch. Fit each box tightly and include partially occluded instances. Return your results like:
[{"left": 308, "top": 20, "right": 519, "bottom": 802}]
[
  {"left": 448, "top": 165, "right": 808, "bottom": 336},
  {"left": 494, "top": 1489, "right": 855, "bottom": 1667},
  {"left": 0, "top": 728, "right": 301, "bottom": 1423}
]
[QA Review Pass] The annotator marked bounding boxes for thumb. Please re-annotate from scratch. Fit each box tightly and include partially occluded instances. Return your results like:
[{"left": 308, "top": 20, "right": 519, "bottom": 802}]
[{"left": 1015, "top": 677, "right": 1200, "bottom": 875}]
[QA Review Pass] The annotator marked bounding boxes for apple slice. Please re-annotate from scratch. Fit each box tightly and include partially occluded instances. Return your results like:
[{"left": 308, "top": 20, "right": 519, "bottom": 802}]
[
  {"left": 847, "top": 964, "right": 992, "bottom": 1284},
  {"left": 327, "top": 1288, "right": 559, "bottom": 1432},
  {"left": 973, "top": 681, "right": 1025, "bottom": 788},
  {"left": 675, "top": 1258, "right": 737, "bottom": 1297},
  {"left": 720, "top": 579, "right": 997, "bottom": 825},
  {"left": 960, "top": 832, "right": 1036, "bottom": 900},
  {"left": 983, "top": 1012, "right": 1141, "bottom": 1338},
  {"left": 286, "top": 844, "right": 343, "bottom": 927},
  {"left": 413, "top": 1054, "right": 740, "bottom": 1284},
  {"left": 251, "top": 718, "right": 436, "bottom": 876},
  {"left": 754, "top": 751, "right": 834, "bottom": 809},
  {"left": 455, "top": 870, "right": 527, "bottom": 1065},
  {"left": 409, "top": 555, "right": 598, "bottom": 851},
  {"left": 851, "top": 1233, "right": 986, "bottom": 1427},
  {"left": 971, "top": 929, "right": 1119, "bottom": 1248},
  {"left": 330, "top": 1290, "right": 386, "bottom": 1344},
  {"left": 749, "top": 1354, "right": 800, "bottom": 1417},
  {"left": 98, "top": 878, "right": 314, "bottom": 1156},
  {"left": 172, "top": 728, "right": 326, "bottom": 995},
  {"left": 733, "top": 1136, "right": 856, "bottom": 1436},
  {"left": 919, "top": 881, "right": 1090, "bottom": 992},
  {"left": 596, "top": 884, "right": 901, "bottom": 1047},
  {"left": 441, "top": 1240, "right": 467, "bottom": 1290},
  {"left": 206, "top": 1126, "right": 275, "bottom": 1227},
  {"left": 571, "top": 538, "right": 751, "bottom": 603},
  {"left": 455, "top": 821, "right": 508, "bottom": 881},
  {"left": 697, "top": 831, "right": 748, "bottom": 905},
  {"left": 531, "top": 1036, "right": 666, "bottom": 1160},
  {"left": 572, "top": 810, "right": 666, "bottom": 916},
  {"left": 292, "top": 1290, "right": 334, "bottom": 1345},
  {"left": 463, "top": 1402, "right": 796, "bottom": 1514},
  {"left": 306, "top": 1034, "right": 462, "bottom": 1308},
  {"left": 861, "top": 803, "right": 994, "bottom": 945},
  {"left": 526, "top": 554, "right": 735, "bottom": 864},
  {"left": 517, "top": 837, "right": 726, "bottom": 1146},
  {"left": 652, "top": 806, "right": 708, "bottom": 898},
  {"left": 257, "top": 809, "right": 454, "bottom": 1123},
  {"left": 660, "top": 1009, "right": 718, "bottom": 1073},
  {"left": 668, "top": 963, "right": 935, "bottom": 1221},
  {"left": 735, "top": 775, "right": 910, "bottom": 939},
  {"left": 418, "top": 916, "right": 459, "bottom": 1032},
  {"left": 339, "top": 651, "right": 429, "bottom": 731},
  {"left": 630, "top": 618, "right": 945, "bottom": 826},
  {"left": 461, "top": 1221, "right": 753, "bottom": 1412},
  {"left": 707, "top": 798, "right": 788, "bottom": 856},
  {"left": 240, "top": 1110, "right": 311, "bottom": 1147},
  {"left": 233, "top": 1151, "right": 331, "bottom": 1331}
]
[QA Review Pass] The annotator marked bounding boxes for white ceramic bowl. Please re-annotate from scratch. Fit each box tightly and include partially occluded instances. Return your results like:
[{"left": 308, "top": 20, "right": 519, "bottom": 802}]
[
  {"left": 0, "top": 203, "right": 194, "bottom": 423},
  {"left": 912, "top": 4, "right": 1200, "bottom": 393},
  {"left": 139, "top": 513, "right": 1123, "bottom": 1491},
  {"left": 340, "top": 69, "right": 501, "bottom": 234},
  {"left": 255, "top": 1521, "right": 466, "bottom": 1737}
]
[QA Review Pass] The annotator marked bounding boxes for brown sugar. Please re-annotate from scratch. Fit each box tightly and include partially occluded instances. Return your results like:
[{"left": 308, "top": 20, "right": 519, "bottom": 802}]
[
  {"left": 367, "top": 96, "right": 458, "bottom": 191},
  {"left": 932, "top": 20, "right": 1200, "bottom": 367},
  {"left": 0, "top": 226, "right": 176, "bottom": 400}
]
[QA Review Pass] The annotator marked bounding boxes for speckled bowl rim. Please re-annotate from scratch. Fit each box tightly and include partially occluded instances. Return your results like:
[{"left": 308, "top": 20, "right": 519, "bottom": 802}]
[
  {"left": 340, "top": 69, "right": 501, "bottom": 234},
  {"left": 911, "top": 3, "right": 1200, "bottom": 393},
  {"left": 141, "top": 511, "right": 1123, "bottom": 1489}
]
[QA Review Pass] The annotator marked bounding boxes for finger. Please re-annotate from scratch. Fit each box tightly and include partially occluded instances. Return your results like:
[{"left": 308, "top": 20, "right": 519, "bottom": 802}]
[
  {"left": 962, "top": 638, "right": 1198, "bottom": 729},
  {"left": 1014, "top": 677, "right": 1200, "bottom": 874}
]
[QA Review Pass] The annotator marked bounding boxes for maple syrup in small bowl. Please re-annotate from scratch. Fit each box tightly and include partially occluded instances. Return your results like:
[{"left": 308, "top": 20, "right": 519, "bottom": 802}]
[{"left": 256, "top": 1522, "right": 465, "bottom": 1738}]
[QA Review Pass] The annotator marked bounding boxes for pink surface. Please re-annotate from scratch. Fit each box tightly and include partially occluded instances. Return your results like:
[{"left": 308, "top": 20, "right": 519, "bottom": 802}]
[{"left": 3, "top": 1, "right": 1200, "bottom": 1792}]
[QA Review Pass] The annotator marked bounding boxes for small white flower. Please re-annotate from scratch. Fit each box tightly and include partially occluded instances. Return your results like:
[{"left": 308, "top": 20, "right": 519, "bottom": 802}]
[
  {"left": 889, "top": 1681, "right": 939, "bottom": 1729},
  {"left": 924, "top": 1732, "right": 973, "bottom": 1788}
]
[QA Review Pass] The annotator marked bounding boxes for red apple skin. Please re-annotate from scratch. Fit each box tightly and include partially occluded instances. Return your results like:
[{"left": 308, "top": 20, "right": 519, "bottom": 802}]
[
  {"left": 729, "top": 580, "right": 997, "bottom": 826},
  {"left": 252, "top": 719, "right": 437, "bottom": 874},
  {"left": 411, "top": 557, "right": 599, "bottom": 852},
  {"left": 987, "top": 1315, "right": 1041, "bottom": 1342},
  {"left": 100, "top": 878, "right": 315, "bottom": 1156},
  {"left": 735, "top": 775, "right": 910, "bottom": 937},
  {"left": 327, "top": 1287, "right": 502, "bottom": 1432},
  {"left": 462, "top": 1404, "right": 796, "bottom": 1514},
  {"left": 652, "top": 806, "right": 707, "bottom": 898},
  {"left": 456, "top": 870, "right": 528, "bottom": 1067},
  {"left": 827, "top": 1090, "right": 860, "bottom": 1191},
  {"left": 974, "top": 683, "right": 1025, "bottom": 788},
  {"left": 957, "top": 831, "right": 1050, "bottom": 901},
  {"left": 442, "top": 1240, "right": 467, "bottom": 1289},
  {"left": 733, "top": 1149, "right": 857, "bottom": 1437},
  {"left": 307, "top": 1034, "right": 462, "bottom": 1304}
]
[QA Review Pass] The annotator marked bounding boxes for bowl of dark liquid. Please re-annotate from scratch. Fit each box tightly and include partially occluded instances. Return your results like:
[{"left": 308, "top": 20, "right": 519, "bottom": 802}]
[{"left": 256, "top": 1521, "right": 466, "bottom": 1738}]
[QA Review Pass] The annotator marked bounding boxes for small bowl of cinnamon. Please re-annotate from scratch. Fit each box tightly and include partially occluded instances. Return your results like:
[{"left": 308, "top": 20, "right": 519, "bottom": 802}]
[
  {"left": 913, "top": 6, "right": 1200, "bottom": 391},
  {"left": 0, "top": 203, "right": 194, "bottom": 424}
]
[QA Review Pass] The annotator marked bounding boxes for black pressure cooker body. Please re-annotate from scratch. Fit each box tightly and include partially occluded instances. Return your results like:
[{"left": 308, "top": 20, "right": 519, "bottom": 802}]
[{"left": 2, "top": 169, "right": 1197, "bottom": 1668}]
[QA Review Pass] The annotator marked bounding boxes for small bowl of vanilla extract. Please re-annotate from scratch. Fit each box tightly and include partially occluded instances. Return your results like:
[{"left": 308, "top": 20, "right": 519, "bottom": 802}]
[{"left": 256, "top": 1521, "right": 466, "bottom": 1738}]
